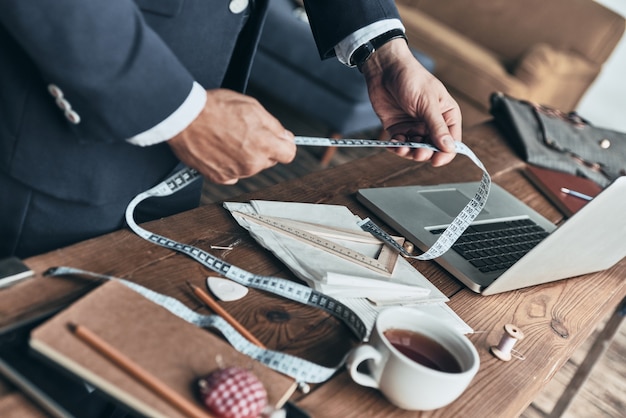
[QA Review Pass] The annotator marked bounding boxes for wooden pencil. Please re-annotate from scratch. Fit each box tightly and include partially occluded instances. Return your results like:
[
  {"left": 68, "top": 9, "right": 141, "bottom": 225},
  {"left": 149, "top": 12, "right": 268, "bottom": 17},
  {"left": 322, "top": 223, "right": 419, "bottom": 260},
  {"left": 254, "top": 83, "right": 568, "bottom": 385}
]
[
  {"left": 68, "top": 322, "right": 213, "bottom": 418},
  {"left": 186, "top": 281, "right": 266, "bottom": 349}
]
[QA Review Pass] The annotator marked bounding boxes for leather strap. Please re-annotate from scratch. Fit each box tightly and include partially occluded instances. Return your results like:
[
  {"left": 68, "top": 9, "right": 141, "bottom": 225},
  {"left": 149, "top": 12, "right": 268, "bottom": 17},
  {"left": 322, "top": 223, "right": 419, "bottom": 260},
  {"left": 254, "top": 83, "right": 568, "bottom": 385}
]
[{"left": 350, "top": 29, "right": 407, "bottom": 72}]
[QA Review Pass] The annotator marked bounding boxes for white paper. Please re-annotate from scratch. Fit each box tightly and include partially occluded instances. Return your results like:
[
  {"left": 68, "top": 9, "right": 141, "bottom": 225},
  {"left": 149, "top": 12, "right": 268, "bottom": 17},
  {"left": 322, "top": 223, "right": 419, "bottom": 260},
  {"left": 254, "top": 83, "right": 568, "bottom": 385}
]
[{"left": 223, "top": 201, "right": 472, "bottom": 334}]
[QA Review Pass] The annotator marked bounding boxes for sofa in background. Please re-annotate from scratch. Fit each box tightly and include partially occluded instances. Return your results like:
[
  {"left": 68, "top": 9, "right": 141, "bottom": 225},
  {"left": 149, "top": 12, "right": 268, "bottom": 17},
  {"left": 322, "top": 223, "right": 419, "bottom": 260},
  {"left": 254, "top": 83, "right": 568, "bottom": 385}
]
[
  {"left": 396, "top": 0, "right": 626, "bottom": 127},
  {"left": 248, "top": 0, "right": 434, "bottom": 165}
]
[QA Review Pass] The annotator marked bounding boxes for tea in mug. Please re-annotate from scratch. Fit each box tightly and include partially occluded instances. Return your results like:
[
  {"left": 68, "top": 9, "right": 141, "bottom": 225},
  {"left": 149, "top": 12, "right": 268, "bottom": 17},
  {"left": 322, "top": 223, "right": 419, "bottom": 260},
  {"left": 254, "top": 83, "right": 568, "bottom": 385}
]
[{"left": 383, "top": 329, "right": 462, "bottom": 373}]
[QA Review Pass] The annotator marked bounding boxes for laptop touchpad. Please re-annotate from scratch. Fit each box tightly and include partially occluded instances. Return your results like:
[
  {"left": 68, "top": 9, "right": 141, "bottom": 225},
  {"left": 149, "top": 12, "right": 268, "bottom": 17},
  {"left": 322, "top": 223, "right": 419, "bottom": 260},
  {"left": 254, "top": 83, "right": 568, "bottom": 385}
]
[{"left": 421, "top": 189, "right": 489, "bottom": 218}]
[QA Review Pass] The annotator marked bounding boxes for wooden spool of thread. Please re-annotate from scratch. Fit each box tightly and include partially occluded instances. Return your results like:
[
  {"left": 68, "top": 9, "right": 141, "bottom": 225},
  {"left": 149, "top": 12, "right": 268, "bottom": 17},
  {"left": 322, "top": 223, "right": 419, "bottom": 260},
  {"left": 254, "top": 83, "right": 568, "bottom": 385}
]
[{"left": 490, "top": 324, "right": 524, "bottom": 361}]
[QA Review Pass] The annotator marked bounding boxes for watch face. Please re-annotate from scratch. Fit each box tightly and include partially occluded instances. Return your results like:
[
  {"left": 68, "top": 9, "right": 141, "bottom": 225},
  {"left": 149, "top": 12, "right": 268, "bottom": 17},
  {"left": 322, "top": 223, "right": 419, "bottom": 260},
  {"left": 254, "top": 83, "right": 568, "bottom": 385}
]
[
  {"left": 352, "top": 42, "right": 375, "bottom": 68},
  {"left": 352, "top": 29, "right": 407, "bottom": 70}
]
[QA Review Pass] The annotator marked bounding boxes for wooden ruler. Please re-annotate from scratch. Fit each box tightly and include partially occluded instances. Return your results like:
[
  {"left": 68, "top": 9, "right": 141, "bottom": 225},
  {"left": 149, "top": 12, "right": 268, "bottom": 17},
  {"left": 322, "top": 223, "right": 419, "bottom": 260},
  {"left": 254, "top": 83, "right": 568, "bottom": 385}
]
[{"left": 232, "top": 212, "right": 401, "bottom": 276}]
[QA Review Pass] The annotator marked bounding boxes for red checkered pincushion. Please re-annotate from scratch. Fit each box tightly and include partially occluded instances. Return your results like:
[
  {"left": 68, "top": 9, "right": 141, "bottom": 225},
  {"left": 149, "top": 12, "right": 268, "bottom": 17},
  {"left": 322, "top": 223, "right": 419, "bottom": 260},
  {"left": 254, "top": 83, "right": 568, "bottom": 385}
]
[{"left": 197, "top": 367, "right": 268, "bottom": 418}]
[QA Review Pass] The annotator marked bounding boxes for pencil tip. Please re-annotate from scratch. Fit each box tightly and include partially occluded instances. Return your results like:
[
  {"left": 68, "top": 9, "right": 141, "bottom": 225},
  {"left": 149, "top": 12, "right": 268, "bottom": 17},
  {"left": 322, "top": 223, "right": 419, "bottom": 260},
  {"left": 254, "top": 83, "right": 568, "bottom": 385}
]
[{"left": 185, "top": 281, "right": 201, "bottom": 295}]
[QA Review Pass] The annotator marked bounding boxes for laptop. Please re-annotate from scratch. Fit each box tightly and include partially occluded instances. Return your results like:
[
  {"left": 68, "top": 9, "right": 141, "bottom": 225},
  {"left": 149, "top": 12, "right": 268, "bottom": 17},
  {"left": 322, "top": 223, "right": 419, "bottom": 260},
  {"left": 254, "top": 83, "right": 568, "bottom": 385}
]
[{"left": 356, "top": 176, "right": 626, "bottom": 295}]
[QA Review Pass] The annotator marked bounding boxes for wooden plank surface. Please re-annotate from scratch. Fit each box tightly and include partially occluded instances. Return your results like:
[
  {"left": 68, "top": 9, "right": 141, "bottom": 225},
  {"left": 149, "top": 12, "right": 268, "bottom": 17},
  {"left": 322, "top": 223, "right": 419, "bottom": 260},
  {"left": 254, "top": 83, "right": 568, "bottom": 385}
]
[
  {"left": 285, "top": 125, "right": 626, "bottom": 417},
  {"left": 0, "top": 122, "right": 624, "bottom": 417}
]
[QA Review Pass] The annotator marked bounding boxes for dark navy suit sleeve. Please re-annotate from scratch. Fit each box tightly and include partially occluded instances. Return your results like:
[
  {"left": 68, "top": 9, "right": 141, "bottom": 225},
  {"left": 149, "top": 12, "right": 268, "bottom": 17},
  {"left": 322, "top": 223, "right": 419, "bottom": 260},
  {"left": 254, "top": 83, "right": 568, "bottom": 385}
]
[
  {"left": 0, "top": 0, "right": 194, "bottom": 142},
  {"left": 303, "top": 0, "right": 401, "bottom": 59}
]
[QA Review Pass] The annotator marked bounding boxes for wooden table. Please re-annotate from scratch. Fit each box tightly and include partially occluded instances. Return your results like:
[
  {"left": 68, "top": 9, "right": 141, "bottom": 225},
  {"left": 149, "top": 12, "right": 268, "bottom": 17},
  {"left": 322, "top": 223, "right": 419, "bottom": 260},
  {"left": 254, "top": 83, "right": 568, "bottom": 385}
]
[{"left": 1, "top": 122, "right": 625, "bottom": 417}]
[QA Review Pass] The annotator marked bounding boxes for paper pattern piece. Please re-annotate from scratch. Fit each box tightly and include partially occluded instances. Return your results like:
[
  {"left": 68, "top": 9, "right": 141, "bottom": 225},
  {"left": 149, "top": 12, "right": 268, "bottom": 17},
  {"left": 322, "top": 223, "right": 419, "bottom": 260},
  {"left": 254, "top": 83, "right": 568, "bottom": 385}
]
[{"left": 224, "top": 201, "right": 472, "bottom": 334}]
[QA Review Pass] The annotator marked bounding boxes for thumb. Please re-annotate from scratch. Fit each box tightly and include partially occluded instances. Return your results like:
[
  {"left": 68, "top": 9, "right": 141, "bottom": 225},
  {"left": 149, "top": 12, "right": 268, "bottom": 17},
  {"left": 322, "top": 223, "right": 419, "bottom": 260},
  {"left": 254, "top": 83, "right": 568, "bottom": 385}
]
[{"left": 424, "top": 109, "right": 457, "bottom": 153}]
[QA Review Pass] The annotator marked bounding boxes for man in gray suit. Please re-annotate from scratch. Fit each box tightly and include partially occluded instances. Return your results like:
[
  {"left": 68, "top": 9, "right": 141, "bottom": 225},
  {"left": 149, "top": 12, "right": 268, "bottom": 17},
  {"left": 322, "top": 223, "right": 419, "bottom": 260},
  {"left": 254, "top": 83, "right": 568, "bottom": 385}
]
[{"left": 0, "top": 0, "right": 461, "bottom": 259}]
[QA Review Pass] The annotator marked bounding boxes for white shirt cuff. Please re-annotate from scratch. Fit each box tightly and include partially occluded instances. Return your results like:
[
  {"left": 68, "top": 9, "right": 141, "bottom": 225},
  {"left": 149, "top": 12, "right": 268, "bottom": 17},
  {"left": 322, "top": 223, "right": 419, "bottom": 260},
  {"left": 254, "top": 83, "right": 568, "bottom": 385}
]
[
  {"left": 127, "top": 81, "right": 206, "bottom": 146},
  {"left": 334, "top": 19, "right": 405, "bottom": 67}
]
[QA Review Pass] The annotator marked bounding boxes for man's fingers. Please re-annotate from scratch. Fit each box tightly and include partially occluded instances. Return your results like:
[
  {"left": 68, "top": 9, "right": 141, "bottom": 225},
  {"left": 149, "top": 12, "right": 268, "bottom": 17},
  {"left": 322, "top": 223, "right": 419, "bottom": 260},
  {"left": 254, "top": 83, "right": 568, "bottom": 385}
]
[
  {"left": 438, "top": 134, "right": 456, "bottom": 152},
  {"left": 221, "top": 178, "right": 239, "bottom": 185},
  {"left": 423, "top": 110, "right": 456, "bottom": 151},
  {"left": 272, "top": 129, "right": 297, "bottom": 164},
  {"left": 430, "top": 150, "right": 457, "bottom": 167}
]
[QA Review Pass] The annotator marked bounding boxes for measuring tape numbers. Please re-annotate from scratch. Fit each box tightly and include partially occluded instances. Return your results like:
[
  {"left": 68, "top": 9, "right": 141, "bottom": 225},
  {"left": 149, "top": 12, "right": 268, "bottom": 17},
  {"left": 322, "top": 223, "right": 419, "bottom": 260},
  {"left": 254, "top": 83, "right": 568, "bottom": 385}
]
[
  {"left": 125, "top": 169, "right": 368, "bottom": 341},
  {"left": 80, "top": 137, "right": 494, "bottom": 385},
  {"left": 39, "top": 139, "right": 492, "bottom": 387},
  {"left": 295, "top": 136, "right": 492, "bottom": 260},
  {"left": 124, "top": 137, "right": 491, "bottom": 340},
  {"left": 46, "top": 266, "right": 339, "bottom": 384}
]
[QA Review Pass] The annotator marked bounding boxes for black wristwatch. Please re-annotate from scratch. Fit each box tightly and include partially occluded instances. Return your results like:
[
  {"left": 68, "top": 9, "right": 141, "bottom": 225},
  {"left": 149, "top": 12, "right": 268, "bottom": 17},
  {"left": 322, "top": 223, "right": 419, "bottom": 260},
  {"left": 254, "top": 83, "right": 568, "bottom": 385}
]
[{"left": 350, "top": 29, "right": 408, "bottom": 72}]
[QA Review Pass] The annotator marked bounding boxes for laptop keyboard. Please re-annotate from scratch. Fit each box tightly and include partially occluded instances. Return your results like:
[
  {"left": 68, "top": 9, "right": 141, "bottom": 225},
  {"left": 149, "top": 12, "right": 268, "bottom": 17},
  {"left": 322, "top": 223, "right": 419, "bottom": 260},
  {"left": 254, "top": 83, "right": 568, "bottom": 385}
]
[{"left": 430, "top": 219, "right": 550, "bottom": 273}]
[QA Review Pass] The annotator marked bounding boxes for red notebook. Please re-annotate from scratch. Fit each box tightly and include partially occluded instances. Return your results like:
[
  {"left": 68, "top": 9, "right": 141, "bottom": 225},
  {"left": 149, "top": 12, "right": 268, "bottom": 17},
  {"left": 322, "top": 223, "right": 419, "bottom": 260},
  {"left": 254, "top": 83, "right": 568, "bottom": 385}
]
[{"left": 524, "top": 165, "right": 603, "bottom": 217}]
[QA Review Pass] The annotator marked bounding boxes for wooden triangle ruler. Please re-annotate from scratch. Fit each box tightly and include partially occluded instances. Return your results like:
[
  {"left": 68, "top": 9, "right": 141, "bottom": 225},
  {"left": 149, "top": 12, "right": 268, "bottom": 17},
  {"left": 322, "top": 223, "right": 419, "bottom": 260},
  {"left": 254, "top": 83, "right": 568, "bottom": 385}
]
[{"left": 232, "top": 212, "right": 402, "bottom": 276}]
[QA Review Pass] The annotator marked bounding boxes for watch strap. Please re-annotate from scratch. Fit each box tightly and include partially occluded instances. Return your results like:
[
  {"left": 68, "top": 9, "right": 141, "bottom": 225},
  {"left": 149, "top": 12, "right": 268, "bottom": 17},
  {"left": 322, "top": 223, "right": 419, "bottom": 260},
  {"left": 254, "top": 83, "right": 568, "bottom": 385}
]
[{"left": 350, "top": 29, "right": 407, "bottom": 72}]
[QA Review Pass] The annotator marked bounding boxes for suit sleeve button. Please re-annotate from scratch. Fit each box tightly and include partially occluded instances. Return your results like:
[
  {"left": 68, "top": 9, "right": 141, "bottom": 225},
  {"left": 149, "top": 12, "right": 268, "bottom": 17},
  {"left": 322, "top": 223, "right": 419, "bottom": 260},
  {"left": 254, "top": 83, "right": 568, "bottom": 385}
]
[
  {"left": 55, "top": 97, "right": 71, "bottom": 111},
  {"left": 64, "top": 109, "right": 81, "bottom": 124},
  {"left": 48, "top": 84, "right": 64, "bottom": 98},
  {"left": 229, "top": 0, "right": 248, "bottom": 14}
]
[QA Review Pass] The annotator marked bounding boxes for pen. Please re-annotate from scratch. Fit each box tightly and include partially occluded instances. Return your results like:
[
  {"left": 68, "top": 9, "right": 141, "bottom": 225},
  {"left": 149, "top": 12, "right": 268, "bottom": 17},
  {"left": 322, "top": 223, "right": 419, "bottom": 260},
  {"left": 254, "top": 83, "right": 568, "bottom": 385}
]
[
  {"left": 560, "top": 187, "right": 593, "bottom": 201},
  {"left": 186, "top": 281, "right": 266, "bottom": 349},
  {"left": 68, "top": 322, "right": 213, "bottom": 418}
]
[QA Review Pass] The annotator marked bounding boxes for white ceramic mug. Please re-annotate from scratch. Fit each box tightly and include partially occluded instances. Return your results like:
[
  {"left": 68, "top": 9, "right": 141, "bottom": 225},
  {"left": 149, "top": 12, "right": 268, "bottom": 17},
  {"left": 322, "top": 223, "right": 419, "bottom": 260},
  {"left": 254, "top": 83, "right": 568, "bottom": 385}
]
[{"left": 346, "top": 307, "right": 480, "bottom": 410}]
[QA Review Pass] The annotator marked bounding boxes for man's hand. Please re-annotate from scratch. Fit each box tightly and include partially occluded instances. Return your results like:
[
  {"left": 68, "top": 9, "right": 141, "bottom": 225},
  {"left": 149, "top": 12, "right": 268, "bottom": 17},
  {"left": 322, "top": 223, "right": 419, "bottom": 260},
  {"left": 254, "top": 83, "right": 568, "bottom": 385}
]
[
  {"left": 168, "top": 89, "right": 296, "bottom": 184},
  {"left": 361, "top": 38, "right": 462, "bottom": 167}
]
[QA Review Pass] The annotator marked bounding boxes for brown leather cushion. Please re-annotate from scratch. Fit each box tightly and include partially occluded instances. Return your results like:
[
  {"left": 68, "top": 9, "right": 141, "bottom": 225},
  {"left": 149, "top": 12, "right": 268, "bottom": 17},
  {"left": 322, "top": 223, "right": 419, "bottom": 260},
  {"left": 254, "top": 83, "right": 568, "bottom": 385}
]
[
  {"left": 514, "top": 43, "right": 598, "bottom": 108},
  {"left": 399, "top": 4, "right": 526, "bottom": 111}
]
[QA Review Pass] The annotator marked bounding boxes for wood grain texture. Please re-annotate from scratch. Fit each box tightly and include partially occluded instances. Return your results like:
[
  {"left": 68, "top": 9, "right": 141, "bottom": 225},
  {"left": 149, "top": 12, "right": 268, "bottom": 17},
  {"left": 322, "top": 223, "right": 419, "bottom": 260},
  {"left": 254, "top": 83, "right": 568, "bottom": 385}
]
[
  {"left": 1, "top": 122, "right": 624, "bottom": 417},
  {"left": 0, "top": 392, "right": 48, "bottom": 418}
]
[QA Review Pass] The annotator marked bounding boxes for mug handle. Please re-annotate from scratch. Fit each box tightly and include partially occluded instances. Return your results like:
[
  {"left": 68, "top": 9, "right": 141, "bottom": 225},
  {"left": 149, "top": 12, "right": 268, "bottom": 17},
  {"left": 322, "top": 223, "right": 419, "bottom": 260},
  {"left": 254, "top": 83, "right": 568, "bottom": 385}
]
[{"left": 346, "top": 344, "right": 382, "bottom": 388}]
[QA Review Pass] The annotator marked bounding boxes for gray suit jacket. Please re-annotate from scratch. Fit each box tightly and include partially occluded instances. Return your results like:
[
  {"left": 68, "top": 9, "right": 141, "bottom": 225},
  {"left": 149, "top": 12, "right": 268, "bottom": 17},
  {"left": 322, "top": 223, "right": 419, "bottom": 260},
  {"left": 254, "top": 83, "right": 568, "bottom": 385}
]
[{"left": 0, "top": 0, "right": 399, "bottom": 205}]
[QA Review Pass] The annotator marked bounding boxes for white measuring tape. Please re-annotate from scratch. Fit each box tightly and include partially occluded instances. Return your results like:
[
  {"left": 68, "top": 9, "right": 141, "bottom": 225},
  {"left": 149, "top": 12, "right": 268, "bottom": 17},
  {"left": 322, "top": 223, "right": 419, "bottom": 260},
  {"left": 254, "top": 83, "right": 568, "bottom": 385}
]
[
  {"left": 123, "top": 137, "right": 490, "bottom": 338},
  {"left": 45, "top": 266, "right": 339, "bottom": 384},
  {"left": 44, "top": 138, "right": 491, "bottom": 386},
  {"left": 124, "top": 137, "right": 490, "bottom": 335},
  {"left": 125, "top": 168, "right": 369, "bottom": 341},
  {"left": 295, "top": 137, "right": 491, "bottom": 260}
]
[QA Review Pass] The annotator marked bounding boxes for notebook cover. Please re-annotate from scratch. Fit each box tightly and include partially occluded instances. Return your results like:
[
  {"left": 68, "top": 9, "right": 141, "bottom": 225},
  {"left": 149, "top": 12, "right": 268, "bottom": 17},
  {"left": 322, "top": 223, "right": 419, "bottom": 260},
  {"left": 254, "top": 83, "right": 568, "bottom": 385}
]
[
  {"left": 0, "top": 392, "right": 48, "bottom": 418},
  {"left": 524, "top": 165, "right": 603, "bottom": 217},
  {"left": 29, "top": 281, "right": 296, "bottom": 418}
]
